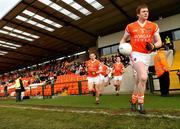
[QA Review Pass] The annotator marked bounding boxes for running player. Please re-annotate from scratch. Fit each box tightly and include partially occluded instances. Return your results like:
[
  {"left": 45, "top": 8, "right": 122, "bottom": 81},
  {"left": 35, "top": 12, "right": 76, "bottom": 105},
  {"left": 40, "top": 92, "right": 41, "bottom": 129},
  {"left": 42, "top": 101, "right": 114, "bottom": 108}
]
[
  {"left": 112, "top": 56, "right": 124, "bottom": 96},
  {"left": 86, "top": 53, "right": 101, "bottom": 104},
  {"left": 120, "top": 4, "right": 162, "bottom": 114},
  {"left": 99, "top": 59, "right": 110, "bottom": 93}
]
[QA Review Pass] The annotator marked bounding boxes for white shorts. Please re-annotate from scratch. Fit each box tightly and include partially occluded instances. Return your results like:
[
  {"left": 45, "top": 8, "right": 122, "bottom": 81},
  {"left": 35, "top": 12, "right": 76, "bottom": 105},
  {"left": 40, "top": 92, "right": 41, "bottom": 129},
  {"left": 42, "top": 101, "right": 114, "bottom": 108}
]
[
  {"left": 130, "top": 51, "right": 150, "bottom": 76},
  {"left": 130, "top": 51, "right": 151, "bottom": 67},
  {"left": 113, "top": 76, "right": 122, "bottom": 81},
  {"left": 99, "top": 74, "right": 109, "bottom": 83},
  {"left": 87, "top": 76, "right": 100, "bottom": 85}
]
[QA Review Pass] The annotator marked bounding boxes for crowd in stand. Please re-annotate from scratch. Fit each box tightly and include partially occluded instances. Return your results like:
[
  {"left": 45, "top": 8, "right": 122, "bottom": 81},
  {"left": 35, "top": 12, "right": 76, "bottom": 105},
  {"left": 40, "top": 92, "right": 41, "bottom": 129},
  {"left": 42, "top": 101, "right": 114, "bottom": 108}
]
[
  {"left": 0, "top": 53, "right": 131, "bottom": 86},
  {"left": 0, "top": 61, "right": 86, "bottom": 86},
  {"left": 100, "top": 54, "right": 130, "bottom": 68},
  {"left": 0, "top": 52, "right": 133, "bottom": 99}
]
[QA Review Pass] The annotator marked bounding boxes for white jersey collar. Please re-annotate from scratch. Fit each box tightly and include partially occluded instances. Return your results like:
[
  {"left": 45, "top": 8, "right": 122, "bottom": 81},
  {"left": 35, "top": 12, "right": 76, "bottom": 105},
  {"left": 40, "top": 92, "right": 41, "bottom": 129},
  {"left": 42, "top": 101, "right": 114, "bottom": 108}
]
[{"left": 137, "top": 20, "right": 147, "bottom": 27}]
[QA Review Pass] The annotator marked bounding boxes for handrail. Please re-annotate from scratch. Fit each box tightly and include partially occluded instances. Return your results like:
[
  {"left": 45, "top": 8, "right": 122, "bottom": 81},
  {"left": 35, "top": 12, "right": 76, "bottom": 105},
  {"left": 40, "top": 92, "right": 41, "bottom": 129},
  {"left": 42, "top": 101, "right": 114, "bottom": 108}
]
[
  {"left": 54, "top": 79, "right": 87, "bottom": 85},
  {"left": 170, "top": 69, "right": 179, "bottom": 72},
  {"left": 28, "top": 79, "right": 88, "bottom": 99}
]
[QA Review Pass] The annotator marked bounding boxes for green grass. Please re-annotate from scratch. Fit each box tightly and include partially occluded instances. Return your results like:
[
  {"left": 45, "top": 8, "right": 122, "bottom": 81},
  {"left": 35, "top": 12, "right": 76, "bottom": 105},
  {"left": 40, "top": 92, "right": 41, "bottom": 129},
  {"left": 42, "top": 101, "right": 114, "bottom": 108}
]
[
  {"left": 1, "top": 94, "right": 180, "bottom": 110},
  {"left": 1, "top": 94, "right": 180, "bottom": 129},
  {"left": 0, "top": 107, "right": 180, "bottom": 129}
]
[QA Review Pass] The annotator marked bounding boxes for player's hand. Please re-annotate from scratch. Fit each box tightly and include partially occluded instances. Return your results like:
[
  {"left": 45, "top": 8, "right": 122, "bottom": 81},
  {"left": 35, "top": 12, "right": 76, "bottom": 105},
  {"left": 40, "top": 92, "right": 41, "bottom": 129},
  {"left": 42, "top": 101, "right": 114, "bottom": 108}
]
[{"left": 146, "top": 42, "right": 155, "bottom": 51}]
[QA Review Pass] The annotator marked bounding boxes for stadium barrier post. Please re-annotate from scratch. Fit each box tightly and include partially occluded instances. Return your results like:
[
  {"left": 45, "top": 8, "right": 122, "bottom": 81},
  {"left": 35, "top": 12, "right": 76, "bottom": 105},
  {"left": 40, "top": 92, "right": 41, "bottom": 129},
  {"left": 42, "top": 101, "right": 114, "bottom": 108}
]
[
  {"left": 148, "top": 72, "right": 154, "bottom": 94},
  {"left": 30, "top": 86, "right": 32, "bottom": 96},
  {"left": 51, "top": 79, "right": 54, "bottom": 97},
  {"left": 42, "top": 84, "right": 45, "bottom": 99},
  {"left": 78, "top": 81, "right": 82, "bottom": 95}
]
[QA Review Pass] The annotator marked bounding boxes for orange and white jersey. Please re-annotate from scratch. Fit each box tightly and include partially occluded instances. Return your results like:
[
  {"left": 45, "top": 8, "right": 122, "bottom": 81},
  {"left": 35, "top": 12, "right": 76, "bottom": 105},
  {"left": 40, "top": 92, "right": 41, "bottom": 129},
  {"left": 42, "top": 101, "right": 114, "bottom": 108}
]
[
  {"left": 125, "top": 20, "right": 159, "bottom": 53},
  {"left": 86, "top": 59, "right": 100, "bottom": 77},
  {"left": 113, "top": 63, "right": 124, "bottom": 76}
]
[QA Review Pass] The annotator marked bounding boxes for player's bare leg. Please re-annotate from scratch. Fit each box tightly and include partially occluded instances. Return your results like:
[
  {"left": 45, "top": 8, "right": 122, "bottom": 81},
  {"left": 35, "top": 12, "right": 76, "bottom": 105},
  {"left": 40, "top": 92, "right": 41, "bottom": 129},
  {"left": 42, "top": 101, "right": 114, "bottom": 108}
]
[
  {"left": 99, "top": 79, "right": 104, "bottom": 95},
  {"left": 88, "top": 82, "right": 95, "bottom": 96},
  {"left": 133, "top": 62, "right": 148, "bottom": 114},
  {"left": 95, "top": 84, "right": 101, "bottom": 104},
  {"left": 130, "top": 72, "right": 139, "bottom": 111},
  {"left": 116, "top": 80, "right": 121, "bottom": 96}
]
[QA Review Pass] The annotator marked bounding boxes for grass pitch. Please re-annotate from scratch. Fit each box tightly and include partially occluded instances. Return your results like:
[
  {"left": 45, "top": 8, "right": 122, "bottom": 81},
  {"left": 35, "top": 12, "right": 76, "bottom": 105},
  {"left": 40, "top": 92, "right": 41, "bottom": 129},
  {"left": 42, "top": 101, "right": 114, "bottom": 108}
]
[{"left": 0, "top": 94, "right": 180, "bottom": 129}]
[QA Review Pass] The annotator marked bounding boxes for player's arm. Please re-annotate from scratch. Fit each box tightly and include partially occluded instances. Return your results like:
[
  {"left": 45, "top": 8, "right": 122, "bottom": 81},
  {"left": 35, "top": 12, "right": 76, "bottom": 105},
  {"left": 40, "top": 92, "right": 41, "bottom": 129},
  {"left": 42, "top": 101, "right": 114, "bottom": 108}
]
[
  {"left": 146, "top": 25, "right": 162, "bottom": 51},
  {"left": 96, "top": 61, "right": 102, "bottom": 74},
  {"left": 153, "top": 33, "right": 162, "bottom": 49},
  {"left": 112, "top": 66, "right": 115, "bottom": 74},
  {"left": 85, "top": 61, "right": 88, "bottom": 73},
  {"left": 96, "top": 68, "right": 101, "bottom": 74},
  {"left": 120, "top": 33, "right": 130, "bottom": 44},
  {"left": 120, "top": 25, "right": 130, "bottom": 44},
  {"left": 106, "top": 67, "right": 111, "bottom": 75},
  {"left": 121, "top": 64, "right": 125, "bottom": 74},
  {"left": 146, "top": 34, "right": 162, "bottom": 51}
]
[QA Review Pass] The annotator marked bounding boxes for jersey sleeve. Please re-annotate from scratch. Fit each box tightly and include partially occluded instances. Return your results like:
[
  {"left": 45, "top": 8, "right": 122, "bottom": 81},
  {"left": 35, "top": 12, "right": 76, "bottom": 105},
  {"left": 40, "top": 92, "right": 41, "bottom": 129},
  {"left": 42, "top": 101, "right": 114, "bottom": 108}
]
[
  {"left": 125, "top": 25, "right": 130, "bottom": 36},
  {"left": 97, "top": 60, "right": 101, "bottom": 70},
  {"left": 112, "top": 64, "right": 115, "bottom": 69},
  {"left": 85, "top": 61, "right": 88, "bottom": 67},
  {"left": 154, "top": 23, "right": 160, "bottom": 36},
  {"left": 97, "top": 60, "right": 101, "bottom": 66},
  {"left": 122, "top": 64, "right": 124, "bottom": 70}
]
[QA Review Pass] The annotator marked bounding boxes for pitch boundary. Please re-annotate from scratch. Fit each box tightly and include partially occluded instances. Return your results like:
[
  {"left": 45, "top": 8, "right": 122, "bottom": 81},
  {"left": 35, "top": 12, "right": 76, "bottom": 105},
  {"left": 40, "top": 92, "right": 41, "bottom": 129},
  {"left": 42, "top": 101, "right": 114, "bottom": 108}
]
[{"left": 0, "top": 105, "right": 180, "bottom": 119}]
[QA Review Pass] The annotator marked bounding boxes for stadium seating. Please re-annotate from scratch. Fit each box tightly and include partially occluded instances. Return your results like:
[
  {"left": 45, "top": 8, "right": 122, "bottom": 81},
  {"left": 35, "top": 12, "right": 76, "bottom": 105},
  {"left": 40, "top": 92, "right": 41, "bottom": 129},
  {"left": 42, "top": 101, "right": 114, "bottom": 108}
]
[{"left": 55, "top": 74, "right": 87, "bottom": 95}]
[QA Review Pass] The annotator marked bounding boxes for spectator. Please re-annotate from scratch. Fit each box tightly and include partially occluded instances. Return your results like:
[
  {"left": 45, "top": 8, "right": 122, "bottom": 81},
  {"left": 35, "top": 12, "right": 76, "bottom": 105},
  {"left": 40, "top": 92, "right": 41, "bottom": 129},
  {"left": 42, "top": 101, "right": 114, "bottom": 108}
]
[
  {"left": 154, "top": 48, "right": 170, "bottom": 97},
  {"left": 165, "top": 36, "right": 174, "bottom": 50},
  {"left": 15, "top": 76, "right": 23, "bottom": 102}
]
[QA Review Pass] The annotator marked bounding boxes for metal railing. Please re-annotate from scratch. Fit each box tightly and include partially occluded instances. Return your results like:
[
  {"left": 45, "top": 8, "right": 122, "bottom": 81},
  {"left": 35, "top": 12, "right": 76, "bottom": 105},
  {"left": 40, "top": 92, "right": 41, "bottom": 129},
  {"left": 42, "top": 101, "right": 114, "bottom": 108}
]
[
  {"left": 148, "top": 69, "right": 180, "bottom": 94},
  {"left": 29, "top": 79, "right": 88, "bottom": 99}
]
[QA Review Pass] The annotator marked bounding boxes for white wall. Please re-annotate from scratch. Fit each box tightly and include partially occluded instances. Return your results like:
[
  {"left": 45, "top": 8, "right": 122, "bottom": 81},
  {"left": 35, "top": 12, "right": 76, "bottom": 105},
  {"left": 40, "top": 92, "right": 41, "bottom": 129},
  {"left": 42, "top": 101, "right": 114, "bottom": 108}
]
[
  {"left": 102, "top": 65, "right": 135, "bottom": 94},
  {"left": 74, "top": 53, "right": 87, "bottom": 62},
  {"left": 156, "top": 14, "right": 180, "bottom": 33},
  {"left": 98, "top": 13, "right": 180, "bottom": 48},
  {"left": 97, "top": 31, "right": 124, "bottom": 48}
]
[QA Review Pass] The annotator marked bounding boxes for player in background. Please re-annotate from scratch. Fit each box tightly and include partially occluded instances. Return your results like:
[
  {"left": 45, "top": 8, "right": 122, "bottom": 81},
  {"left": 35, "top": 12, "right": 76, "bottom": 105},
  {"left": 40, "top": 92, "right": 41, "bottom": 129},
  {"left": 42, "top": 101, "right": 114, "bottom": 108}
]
[
  {"left": 99, "top": 59, "right": 110, "bottom": 93},
  {"left": 112, "top": 56, "right": 124, "bottom": 96},
  {"left": 120, "top": 4, "right": 162, "bottom": 114},
  {"left": 86, "top": 53, "right": 101, "bottom": 104}
]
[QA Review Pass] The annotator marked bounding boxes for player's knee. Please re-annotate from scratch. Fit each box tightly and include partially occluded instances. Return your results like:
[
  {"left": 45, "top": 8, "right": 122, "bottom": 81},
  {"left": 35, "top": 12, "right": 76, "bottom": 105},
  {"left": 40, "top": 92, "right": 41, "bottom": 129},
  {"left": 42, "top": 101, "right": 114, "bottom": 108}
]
[{"left": 140, "top": 74, "right": 147, "bottom": 82}]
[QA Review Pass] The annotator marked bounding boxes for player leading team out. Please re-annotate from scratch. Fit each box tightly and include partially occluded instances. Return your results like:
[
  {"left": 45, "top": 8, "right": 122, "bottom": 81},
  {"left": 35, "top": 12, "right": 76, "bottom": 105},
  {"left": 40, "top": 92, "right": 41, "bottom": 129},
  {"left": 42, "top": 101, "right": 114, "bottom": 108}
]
[{"left": 120, "top": 4, "right": 162, "bottom": 114}]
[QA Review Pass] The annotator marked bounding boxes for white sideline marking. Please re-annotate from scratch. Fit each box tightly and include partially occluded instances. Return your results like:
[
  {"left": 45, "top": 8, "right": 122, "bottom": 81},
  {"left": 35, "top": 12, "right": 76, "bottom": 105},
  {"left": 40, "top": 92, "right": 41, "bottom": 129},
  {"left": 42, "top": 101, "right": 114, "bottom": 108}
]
[{"left": 0, "top": 105, "right": 180, "bottom": 119}]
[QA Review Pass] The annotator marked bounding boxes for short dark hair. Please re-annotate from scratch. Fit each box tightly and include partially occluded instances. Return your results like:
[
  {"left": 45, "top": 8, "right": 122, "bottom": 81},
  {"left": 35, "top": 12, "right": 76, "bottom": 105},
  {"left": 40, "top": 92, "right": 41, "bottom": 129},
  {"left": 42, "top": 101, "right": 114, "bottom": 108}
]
[
  {"left": 89, "top": 53, "right": 96, "bottom": 57},
  {"left": 89, "top": 53, "right": 95, "bottom": 55},
  {"left": 136, "top": 4, "right": 148, "bottom": 14}
]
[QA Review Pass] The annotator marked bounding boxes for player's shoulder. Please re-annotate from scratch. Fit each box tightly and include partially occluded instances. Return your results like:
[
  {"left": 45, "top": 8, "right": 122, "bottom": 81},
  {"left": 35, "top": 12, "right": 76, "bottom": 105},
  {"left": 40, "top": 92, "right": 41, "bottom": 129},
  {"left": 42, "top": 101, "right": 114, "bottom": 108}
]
[
  {"left": 104, "top": 65, "right": 108, "bottom": 68},
  {"left": 113, "top": 63, "right": 116, "bottom": 66},
  {"left": 85, "top": 60, "right": 90, "bottom": 64},
  {"left": 127, "top": 21, "right": 137, "bottom": 27},
  {"left": 121, "top": 63, "right": 124, "bottom": 67},
  {"left": 95, "top": 59, "right": 101, "bottom": 63},
  {"left": 147, "top": 20, "right": 158, "bottom": 27}
]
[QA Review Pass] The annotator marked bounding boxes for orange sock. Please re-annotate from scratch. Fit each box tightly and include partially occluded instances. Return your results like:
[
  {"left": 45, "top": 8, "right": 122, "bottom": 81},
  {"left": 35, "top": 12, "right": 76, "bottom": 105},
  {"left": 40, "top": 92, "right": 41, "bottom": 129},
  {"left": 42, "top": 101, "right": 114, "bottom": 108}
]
[
  {"left": 138, "top": 95, "right": 144, "bottom": 104},
  {"left": 131, "top": 94, "right": 138, "bottom": 104}
]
